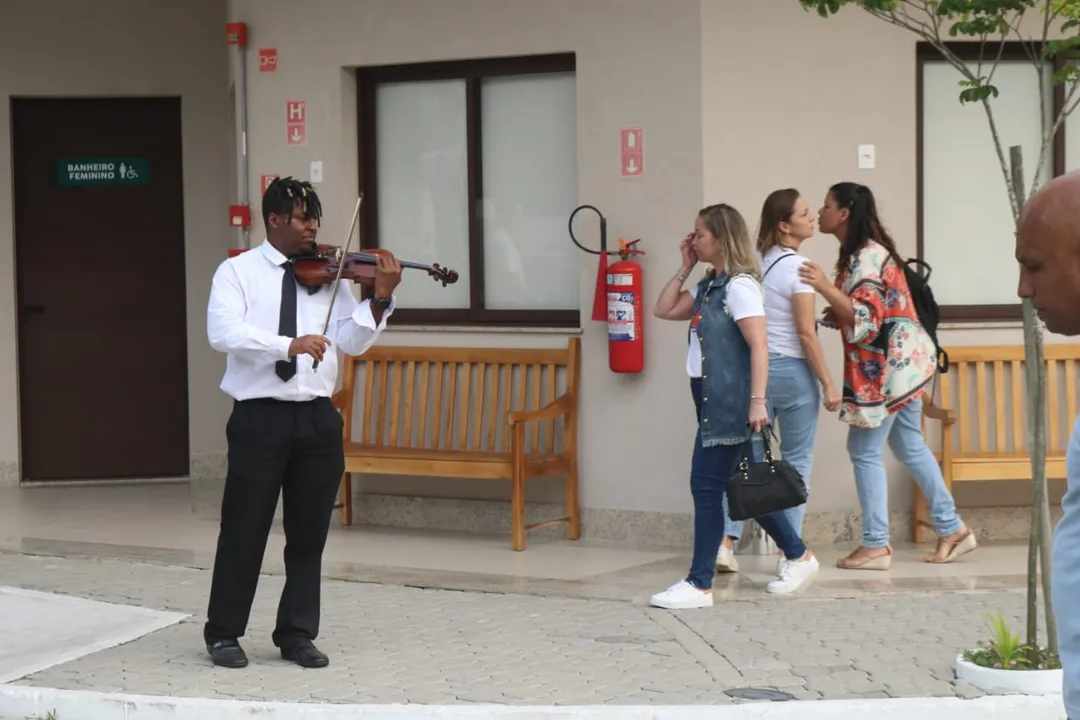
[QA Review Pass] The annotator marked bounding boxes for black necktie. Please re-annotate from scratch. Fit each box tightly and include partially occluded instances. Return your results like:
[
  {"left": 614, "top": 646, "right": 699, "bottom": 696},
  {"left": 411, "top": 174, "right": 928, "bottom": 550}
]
[{"left": 275, "top": 262, "right": 297, "bottom": 382}]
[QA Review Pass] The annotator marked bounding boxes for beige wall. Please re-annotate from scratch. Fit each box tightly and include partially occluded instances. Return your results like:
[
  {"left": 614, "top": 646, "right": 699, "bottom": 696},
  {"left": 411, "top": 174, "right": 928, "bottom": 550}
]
[
  {"left": 227, "top": 0, "right": 707, "bottom": 515},
  {"left": 2, "top": 0, "right": 1070, "bottom": 534},
  {"left": 0, "top": 0, "right": 233, "bottom": 484}
]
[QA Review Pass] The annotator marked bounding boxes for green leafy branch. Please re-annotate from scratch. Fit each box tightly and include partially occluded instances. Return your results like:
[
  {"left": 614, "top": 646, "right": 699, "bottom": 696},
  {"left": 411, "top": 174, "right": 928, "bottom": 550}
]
[{"left": 800, "top": 0, "right": 1080, "bottom": 220}]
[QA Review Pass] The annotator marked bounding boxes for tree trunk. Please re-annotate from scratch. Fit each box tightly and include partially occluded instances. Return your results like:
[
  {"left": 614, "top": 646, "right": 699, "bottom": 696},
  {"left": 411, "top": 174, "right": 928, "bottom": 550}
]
[{"left": 1010, "top": 145, "right": 1056, "bottom": 653}]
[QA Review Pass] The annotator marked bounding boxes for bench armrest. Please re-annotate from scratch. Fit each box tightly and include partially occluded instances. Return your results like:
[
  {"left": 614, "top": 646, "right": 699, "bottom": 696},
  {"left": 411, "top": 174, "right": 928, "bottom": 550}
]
[
  {"left": 331, "top": 390, "right": 349, "bottom": 410},
  {"left": 507, "top": 392, "right": 575, "bottom": 426},
  {"left": 922, "top": 396, "right": 956, "bottom": 426}
]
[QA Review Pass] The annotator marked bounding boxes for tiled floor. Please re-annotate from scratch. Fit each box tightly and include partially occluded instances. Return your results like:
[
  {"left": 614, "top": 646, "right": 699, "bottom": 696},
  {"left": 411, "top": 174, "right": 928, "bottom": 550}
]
[
  {"left": 0, "top": 482, "right": 1031, "bottom": 604},
  {"left": 0, "top": 482, "right": 1057, "bottom": 710}
]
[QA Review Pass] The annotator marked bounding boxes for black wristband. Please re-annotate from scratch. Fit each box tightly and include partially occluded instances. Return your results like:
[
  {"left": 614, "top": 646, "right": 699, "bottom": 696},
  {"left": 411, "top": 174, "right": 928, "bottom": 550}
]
[{"left": 371, "top": 297, "right": 392, "bottom": 311}]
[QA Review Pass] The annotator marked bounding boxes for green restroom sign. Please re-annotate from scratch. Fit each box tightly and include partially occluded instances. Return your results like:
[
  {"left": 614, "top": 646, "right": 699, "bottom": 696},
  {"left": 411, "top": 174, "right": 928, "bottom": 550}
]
[{"left": 56, "top": 158, "right": 149, "bottom": 186}]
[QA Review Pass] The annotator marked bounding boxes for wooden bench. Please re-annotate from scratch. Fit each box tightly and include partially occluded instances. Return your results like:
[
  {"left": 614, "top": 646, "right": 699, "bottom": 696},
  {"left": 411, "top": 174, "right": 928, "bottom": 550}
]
[
  {"left": 330, "top": 338, "right": 581, "bottom": 550},
  {"left": 914, "top": 344, "right": 1080, "bottom": 542}
]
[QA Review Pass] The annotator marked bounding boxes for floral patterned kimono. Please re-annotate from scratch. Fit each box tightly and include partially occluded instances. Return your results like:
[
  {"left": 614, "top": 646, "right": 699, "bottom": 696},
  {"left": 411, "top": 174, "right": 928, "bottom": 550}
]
[{"left": 835, "top": 239, "right": 937, "bottom": 429}]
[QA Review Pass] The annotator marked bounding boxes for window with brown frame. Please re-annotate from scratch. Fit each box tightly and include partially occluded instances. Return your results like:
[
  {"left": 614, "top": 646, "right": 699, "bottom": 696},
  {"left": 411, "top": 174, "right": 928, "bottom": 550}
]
[
  {"left": 916, "top": 41, "right": 1072, "bottom": 322},
  {"left": 356, "top": 53, "right": 580, "bottom": 327}
]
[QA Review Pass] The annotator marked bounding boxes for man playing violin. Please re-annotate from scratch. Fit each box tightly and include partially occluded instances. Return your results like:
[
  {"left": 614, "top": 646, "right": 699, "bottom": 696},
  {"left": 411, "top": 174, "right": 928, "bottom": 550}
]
[{"left": 204, "top": 176, "right": 402, "bottom": 669}]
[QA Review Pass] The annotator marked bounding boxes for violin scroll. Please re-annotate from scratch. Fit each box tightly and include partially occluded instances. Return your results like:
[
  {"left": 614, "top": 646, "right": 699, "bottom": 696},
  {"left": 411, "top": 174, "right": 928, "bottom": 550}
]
[{"left": 428, "top": 263, "right": 460, "bottom": 287}]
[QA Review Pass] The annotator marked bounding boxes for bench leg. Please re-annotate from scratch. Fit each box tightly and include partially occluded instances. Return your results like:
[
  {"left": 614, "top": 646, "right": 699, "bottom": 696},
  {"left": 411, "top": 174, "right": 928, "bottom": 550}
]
[
  {"left": 511, "top": 425, "right": 526, "bottom": 551},
  {"left": 913, "top": 483, "right": 927, "bottom": 543},
  {"left": 511, "top": 470, "right": 526, "bottom": 551},
  {"left": 565, "top": 454, "right": 581, "bottom": 541},
  {"left": 338, "top": 472, "right": 353, "bottom": 527}
]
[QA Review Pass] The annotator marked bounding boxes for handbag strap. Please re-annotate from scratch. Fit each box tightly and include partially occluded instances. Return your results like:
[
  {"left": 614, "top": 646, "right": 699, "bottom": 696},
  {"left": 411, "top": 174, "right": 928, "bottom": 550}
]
[{"left": 738, "top": 424, "right": 779, "bottom": 469}]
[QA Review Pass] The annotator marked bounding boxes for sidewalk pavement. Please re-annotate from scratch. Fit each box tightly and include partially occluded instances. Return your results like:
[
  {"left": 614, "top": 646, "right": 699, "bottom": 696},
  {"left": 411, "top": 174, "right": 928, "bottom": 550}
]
[{"left": 0, "top": 549, "right": 1051, "bottom": 707}]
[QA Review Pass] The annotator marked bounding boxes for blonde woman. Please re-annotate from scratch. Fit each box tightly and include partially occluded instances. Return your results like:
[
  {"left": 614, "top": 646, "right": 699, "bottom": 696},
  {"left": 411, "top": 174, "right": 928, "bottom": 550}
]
[{"left": 651, "top": 203, "right": 820, "bottom": 609}]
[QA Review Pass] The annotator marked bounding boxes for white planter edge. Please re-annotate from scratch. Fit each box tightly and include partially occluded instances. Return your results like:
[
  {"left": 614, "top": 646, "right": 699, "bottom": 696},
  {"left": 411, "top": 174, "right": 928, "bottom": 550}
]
[{"left": 954, "top": 653, "right": 1064, "bottom": 695}]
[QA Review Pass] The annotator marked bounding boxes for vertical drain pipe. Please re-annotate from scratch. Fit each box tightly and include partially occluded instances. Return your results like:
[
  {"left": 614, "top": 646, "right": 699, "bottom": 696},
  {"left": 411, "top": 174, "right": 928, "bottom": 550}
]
[{"left": 226, "top": 22, "right": 251, "bottom": 250}]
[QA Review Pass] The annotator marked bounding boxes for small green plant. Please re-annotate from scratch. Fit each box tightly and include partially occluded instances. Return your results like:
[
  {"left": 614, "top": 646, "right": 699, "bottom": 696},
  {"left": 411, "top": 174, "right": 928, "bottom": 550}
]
[{"left": 962, "top": 611, "right": 1061, "bottom": 671}]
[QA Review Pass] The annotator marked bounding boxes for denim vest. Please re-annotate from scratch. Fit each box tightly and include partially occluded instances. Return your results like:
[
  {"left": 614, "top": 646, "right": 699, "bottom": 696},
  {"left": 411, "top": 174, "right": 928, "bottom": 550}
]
[{"left": 690, "top": 271, "right": 755, "bottom": 447}]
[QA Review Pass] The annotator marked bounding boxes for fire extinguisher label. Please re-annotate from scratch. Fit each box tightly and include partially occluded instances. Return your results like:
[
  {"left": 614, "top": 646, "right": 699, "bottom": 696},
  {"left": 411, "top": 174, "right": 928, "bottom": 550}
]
[
  {"left": 609, "top": 273, "right": 634, "bottom": 286},
  {"left": 608, "top": 291, "right": 636, "bottom": 341}
]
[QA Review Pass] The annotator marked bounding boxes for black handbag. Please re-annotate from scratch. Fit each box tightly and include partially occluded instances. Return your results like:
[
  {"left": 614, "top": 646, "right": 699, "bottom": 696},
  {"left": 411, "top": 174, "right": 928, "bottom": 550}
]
[{"left": 725, "top": 427, "right": 808, "bottom": 522}]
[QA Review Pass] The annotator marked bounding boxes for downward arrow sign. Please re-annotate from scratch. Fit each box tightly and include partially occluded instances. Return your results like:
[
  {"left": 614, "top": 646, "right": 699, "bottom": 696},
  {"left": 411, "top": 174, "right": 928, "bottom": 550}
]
[{"left": 291, "top": 128, "right": 302, "bottom": 142}]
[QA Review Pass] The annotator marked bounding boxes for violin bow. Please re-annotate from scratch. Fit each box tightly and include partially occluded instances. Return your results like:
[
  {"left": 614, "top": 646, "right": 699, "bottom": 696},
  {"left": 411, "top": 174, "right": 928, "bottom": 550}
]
[{"left": 312, "top": 192, "right": 363, "bottom": 374}]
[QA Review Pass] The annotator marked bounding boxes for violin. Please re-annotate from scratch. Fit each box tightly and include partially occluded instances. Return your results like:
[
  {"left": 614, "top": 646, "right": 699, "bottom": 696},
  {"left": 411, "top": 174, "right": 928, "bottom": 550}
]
[
  {"left": 290, "top": 243, "right": 459, "bottom": 288},
  {"left": 305, "top": 192, "right": 458, "bottom": 375}
]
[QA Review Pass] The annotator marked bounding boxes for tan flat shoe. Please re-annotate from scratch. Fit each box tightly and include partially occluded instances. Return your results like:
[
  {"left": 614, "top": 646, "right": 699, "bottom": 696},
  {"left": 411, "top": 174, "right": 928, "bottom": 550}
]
[
  {"left": 924, "top": 527, "right": 977, "bottom": 563},
  {"left": 836, "top": 546, "right": 892, "bottom": 571}
]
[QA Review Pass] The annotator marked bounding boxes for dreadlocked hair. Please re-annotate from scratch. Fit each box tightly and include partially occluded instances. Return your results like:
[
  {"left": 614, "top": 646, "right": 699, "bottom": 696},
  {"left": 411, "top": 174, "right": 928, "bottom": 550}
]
[{"left": 261, "top": 176, "right": 323, "bottom": 228}]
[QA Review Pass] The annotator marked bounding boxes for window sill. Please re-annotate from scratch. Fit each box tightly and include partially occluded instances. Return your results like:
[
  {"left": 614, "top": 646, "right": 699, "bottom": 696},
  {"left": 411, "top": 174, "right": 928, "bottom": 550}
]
[
  {"left": 385, "top": 324, "right": 584, "bottom": 335},
  {"left": 938, "top": 320, "right": 1024, "bottom": 331}
]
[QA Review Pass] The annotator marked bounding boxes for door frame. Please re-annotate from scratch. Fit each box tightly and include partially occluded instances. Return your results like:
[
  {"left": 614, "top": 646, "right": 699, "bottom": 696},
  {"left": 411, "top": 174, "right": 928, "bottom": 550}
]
[{"left": 10, "top": 95, "right": 191, "bottom": 483}]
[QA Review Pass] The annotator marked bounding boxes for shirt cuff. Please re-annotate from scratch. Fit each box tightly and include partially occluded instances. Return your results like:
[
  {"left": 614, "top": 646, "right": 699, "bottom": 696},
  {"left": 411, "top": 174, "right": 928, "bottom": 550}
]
[
  {"left": 353, "top": 295, "right": 396, "bottom": 331},
  {"left": 273, "top": 335, "right": 293, "bottom": 361}
]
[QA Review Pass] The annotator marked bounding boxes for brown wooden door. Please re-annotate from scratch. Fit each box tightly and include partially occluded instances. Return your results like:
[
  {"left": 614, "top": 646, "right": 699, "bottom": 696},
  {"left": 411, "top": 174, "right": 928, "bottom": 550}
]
[{"left": 12, "top": 97, "right": 189, "bottom": 481}]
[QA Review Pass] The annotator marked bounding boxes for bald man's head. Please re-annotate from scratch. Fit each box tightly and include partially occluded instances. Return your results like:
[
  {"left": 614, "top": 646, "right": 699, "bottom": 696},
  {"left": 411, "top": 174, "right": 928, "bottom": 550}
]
[{"left": 1016, "top": 170, "right": 1080, "bottom": 335}]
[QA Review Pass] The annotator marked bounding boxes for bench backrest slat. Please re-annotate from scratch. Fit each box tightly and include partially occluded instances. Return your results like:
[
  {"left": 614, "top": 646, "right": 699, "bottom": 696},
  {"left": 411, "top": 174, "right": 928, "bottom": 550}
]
[
  {"left": 339, "top": 339, "right": 580, "bottom": 455},
  {"left": 935, "top": 344, "right": 1080, "bottom": 456}
]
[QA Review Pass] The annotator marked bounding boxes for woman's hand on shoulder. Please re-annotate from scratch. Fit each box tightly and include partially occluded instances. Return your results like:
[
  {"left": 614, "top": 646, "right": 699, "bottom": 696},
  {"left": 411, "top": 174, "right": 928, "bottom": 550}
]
[{"left": 797, "top": 261, "right": 830, "bottom": 293}]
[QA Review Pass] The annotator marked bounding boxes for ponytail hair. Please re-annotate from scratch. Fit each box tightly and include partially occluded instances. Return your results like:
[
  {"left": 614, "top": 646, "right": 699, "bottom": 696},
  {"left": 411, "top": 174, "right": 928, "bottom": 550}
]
[{"left": 829, "top": 182, "right": 902, "bottom": 275}]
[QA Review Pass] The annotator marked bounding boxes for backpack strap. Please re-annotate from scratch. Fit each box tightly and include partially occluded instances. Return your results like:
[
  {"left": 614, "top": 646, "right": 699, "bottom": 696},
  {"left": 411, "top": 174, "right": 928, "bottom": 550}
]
[{"left": 762, "top": 250, "right": 797, "bottom": 281}]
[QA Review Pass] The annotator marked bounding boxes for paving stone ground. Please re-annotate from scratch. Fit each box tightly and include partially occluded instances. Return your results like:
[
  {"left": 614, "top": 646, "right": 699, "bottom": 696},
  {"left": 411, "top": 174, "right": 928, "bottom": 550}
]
[{"left": 0, "top": 550, "right": 1049, "bottom": 706}]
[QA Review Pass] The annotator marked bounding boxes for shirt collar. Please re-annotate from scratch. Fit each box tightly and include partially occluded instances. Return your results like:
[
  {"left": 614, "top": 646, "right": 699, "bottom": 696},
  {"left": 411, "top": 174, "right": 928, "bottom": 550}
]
[{"left": 258, "top": 239, "right": 288, "bottom": 267}]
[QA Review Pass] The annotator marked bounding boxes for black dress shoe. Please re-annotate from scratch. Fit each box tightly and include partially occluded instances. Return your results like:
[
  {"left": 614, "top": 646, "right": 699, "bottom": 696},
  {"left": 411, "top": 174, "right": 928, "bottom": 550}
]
[
  {"left": 280, "top": 639, "right": 329, "bottom": 668},
  {"left": 207, "top": 639, "right": 248, "bottom": 668}
]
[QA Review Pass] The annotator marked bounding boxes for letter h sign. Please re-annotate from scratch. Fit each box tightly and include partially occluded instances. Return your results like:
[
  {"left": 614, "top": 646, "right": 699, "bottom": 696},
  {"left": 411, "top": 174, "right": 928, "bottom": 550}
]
[{"left": 286, "top": 100, "right": 306, "bottom": 146}]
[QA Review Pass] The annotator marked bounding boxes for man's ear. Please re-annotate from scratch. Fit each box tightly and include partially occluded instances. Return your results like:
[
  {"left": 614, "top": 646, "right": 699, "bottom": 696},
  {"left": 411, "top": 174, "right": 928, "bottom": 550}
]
[{"left": 266, "top": 212, "right": 280, "bottom": 230}]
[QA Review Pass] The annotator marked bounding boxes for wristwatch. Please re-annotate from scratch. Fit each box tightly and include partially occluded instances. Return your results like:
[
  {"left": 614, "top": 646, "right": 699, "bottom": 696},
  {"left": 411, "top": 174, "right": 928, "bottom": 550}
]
[{"left": 371, "top": 296, "right": 392, "bottom": 311}]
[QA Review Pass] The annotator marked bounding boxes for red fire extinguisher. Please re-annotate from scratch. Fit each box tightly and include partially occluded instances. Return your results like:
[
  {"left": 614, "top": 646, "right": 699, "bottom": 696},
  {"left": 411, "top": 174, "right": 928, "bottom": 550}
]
[
  {"left": 568, "top": 205, "right": 647, "bottom": 374},
  {"left": 607, "top": 238, "right": 645, "bottom": 374}
]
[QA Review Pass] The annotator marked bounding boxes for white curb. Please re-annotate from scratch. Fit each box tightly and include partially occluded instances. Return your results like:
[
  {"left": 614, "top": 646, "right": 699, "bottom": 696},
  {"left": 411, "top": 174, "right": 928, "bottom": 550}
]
[{"left": 0, "top": 685, "right": 1067, "bottom": 719}]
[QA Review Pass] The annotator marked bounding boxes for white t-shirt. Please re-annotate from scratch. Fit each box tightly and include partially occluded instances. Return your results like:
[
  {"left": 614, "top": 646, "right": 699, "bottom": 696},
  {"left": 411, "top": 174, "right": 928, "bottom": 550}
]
[
  {"left": 685, "top": 275, "right": 764, "bottom": 378},
  {"left": 758, "top": 246, "right": 816, "bottom": 359}
]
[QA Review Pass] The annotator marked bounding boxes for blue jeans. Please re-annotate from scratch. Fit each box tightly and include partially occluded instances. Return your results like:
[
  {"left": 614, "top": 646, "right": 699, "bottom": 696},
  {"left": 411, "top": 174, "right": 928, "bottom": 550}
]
[
  {"left": 721, "top": 354, "right": 821, "bottom": 540},
  {"left": 687, "top": 378, "right": 807, "bottom": 589},
  {"left": 847, "top": 396, "right": 964, "bottom": 548}
]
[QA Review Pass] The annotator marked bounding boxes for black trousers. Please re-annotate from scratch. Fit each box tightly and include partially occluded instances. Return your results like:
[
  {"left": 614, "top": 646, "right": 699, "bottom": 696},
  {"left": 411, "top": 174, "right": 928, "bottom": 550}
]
[{"left": 203, "top": 396, "right": 344, "bottom": 648}]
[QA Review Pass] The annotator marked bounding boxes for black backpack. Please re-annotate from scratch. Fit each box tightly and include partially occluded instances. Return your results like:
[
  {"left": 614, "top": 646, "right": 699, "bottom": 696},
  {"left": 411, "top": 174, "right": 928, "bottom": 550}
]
[{"left": 900, "top": 257, "right": 949, "bottom": 374}]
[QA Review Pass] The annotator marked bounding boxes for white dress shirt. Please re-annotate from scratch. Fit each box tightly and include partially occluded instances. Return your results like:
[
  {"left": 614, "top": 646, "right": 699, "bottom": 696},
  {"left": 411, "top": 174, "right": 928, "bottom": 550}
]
[{"left": 207, "top": 239, "right": 395, "bottom": 402}]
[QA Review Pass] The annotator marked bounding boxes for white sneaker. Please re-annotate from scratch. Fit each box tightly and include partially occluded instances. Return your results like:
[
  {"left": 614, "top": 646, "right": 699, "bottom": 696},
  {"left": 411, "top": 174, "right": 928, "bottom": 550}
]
[
  {"left": 716, "top": 545, "right": 739, "bottom": 574},
  {"left": 766, "top": 552, "right": 819, "bottom": 594},
  {"left": 649, "top": 579, "right": 713, "bottom": 609}
]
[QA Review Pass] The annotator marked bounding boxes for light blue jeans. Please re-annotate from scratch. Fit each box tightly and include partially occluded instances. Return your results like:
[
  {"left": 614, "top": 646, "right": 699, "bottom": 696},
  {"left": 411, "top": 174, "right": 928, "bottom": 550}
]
[
  {"left": 723, "top": 353, "right": 821, "bottom": 540},
  {"left": 847, "top": 396, "right": 965, "bottom": 548}
]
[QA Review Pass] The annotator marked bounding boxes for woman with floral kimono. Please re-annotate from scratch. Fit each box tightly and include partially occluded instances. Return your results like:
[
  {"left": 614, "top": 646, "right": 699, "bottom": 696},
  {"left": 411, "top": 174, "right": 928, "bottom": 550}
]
[{"left": 797, "top": 182, "right": 977, "bottom": 570}]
